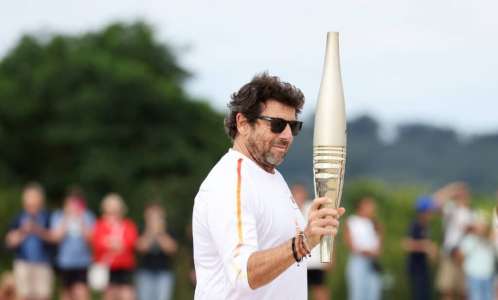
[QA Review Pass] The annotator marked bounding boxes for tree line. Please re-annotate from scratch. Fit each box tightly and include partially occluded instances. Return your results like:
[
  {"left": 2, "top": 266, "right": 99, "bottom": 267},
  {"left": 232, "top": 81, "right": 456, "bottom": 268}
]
[{"left": 282, "top": 115, "right": 498, "bottom": 195}]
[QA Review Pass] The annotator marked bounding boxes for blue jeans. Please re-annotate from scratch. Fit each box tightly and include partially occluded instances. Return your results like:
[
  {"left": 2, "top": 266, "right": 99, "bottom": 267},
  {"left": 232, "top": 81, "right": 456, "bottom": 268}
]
[
  {"left": 136, "top": 270, "right": 174, "bottom": 300},
  {"left": 466, "top": 276, "right": 493, "bottom": 300},
  {"left": 347, "top": 254, "right": 382, "bottom": 300}
]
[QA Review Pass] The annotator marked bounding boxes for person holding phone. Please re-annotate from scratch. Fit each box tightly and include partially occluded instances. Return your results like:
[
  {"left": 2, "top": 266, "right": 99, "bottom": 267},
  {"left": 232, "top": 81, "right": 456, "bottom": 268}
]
[
  {"left": 50, "top": 190, "right": 95, "bottom": 300},
  {"left": 5, "top": 182, "right": 53, "bottom": 300}
]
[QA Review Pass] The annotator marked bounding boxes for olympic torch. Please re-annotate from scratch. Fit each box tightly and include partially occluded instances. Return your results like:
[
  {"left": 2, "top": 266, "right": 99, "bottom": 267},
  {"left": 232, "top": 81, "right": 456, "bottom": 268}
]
[{"left": 313, "top": 32, "right": 347, "bottom": 263}]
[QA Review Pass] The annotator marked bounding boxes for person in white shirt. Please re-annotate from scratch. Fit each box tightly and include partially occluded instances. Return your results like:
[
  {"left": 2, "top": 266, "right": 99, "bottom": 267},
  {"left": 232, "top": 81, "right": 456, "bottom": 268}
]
[
  {"left": 459, "top": 212, "right": 495, "bottom": 300},
  {"left": 344, "top": 196, "right": 382, "bottom": 300},
  {"left": 434, "top": 182, "right": 474, "bottom": 300},
  {"left": 492, "top": 203, "right": 498, "bottom": 299},
  {"left": 192, "top": 73, "right": 345, "bottom": 300}
]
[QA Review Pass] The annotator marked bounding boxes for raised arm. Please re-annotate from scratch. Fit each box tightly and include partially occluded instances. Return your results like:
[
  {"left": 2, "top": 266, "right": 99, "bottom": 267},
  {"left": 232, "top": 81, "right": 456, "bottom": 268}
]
[
  {"left": 5, "top": 228, "right": 26, "bottom": 249},
  {"left": 432, "top": 181, "right": 467, "bottom": 208},
  {"left": 247, "top": 197, "right": 344, "bottom": 289}
]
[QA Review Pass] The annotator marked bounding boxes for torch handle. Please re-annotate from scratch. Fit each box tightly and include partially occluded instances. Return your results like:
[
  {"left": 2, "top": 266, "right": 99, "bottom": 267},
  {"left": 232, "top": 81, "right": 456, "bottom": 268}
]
[{"left": 313, "top": 145, "right": 346, "bottom": 263}]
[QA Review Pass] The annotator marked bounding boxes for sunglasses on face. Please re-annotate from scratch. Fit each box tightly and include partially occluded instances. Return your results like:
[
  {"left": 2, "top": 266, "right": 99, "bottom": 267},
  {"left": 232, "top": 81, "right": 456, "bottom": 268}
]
[{"left": 255, "top": 115, "right": 303, "bottom": 136}]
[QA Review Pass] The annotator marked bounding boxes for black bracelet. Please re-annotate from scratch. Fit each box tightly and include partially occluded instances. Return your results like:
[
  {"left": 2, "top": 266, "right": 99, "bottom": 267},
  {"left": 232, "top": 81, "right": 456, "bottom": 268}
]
[{"left": 291, "top": 237, "right": 302, "bottom": 263}]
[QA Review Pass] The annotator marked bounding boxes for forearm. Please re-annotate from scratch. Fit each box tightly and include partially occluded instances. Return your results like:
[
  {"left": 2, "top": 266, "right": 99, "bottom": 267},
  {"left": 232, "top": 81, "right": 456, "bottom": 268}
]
[
  {"left": 136, "top": 235, "right": 153, "bottom": 252},
  {"left": 247, "top": 239, "right": 296, "bottom": 290},
  {"left": 402, "top": 238, "right": 428, "bottom": 252},
  {"left": 38, "top": 228, "right": 53, "bottom": 242},
  {"left": 83, "top": 228, "right": 93, "bottom": 242},
  {"left": 6, "top": 230, "right": 25, "bottom": 248},
  {"left": 157, "top": 234, "right": 178, "bottom": 254},
  {"left": 49, "top": 229, "right": 65, "bottom": 243}
]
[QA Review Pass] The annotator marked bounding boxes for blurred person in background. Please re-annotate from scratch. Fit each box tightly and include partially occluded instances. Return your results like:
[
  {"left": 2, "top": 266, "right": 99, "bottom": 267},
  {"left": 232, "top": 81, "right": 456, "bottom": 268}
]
[
  {"left": 291, "top": 183, "right": 332, "bottom": 300},
  {"left": 136, "top": 202, "right": 178, "bottom": 300},
  {"left": 459, "top": 212, "right": 495, "bottom": 300},
  {"left": 493, "top": 204, "right": 498, "bottom": 300},
  {"left": 92, "top": 193, "right": 138, "bottom": 300},
  {"left": 185, "top": 222, "right": 196, "bottom": 288},
  {"left": 50, "top": 189, "right": 95, "bottom": 300},
  {"left": 4, "top": 182, "right": 53, "bottom": 300},
  {"left": 344, "top": 196, "right": 383, "bottom": 300},
  {"left": 402, "top": 196, "right": 439, "bottom": 300},
  {"left": 434, "top": 182, "right": 474, "bottom": 300}
]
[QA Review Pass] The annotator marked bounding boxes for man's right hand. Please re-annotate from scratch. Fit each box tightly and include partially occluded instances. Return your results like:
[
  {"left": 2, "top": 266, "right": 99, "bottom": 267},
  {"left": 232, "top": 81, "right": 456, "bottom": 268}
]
[{"left": 304, "top": 197, "right": 346, "bottom": 249}]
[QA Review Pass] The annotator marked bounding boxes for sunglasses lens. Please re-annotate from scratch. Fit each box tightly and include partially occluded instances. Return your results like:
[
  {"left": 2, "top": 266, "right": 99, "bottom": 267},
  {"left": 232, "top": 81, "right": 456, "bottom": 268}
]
[
  {"left": 260, "top": 116, "right": 302, "bottom": 136},
  {"left": 270, "top": 119, "right": 287, "bottom": 133},
  {"left": 289, "top": 122, "right": 302, "bottom": 136}
]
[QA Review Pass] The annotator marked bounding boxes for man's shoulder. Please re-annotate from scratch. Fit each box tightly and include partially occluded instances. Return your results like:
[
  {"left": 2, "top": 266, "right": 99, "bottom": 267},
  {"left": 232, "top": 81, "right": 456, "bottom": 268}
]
[
  {"left": 195, "top": 150, "right": 261, "bottom": 211},
  {"left": 200, "top": 150, "right": 255, "bottom": 190}
]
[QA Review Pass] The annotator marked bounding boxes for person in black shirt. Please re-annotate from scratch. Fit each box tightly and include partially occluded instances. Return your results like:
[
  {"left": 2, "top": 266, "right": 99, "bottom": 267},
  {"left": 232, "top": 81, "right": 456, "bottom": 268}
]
[
  {"left": 136, "top": 202, "right": 178, "bottom": 300},
  {"left": 402, "top": 196, "right": 439, "bottom": 300}
]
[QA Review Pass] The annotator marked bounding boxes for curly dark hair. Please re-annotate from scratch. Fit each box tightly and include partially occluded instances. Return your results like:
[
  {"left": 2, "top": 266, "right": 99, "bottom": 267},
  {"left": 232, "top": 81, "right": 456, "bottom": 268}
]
[{"left": 224, "top": 72, "right": 305, "bottom": 140}]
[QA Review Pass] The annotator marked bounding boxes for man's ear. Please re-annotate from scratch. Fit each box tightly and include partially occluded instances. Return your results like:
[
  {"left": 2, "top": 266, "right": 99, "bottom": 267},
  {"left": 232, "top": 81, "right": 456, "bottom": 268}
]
[{"left": 236, "top": 113, "right": 250, "bottom": 136}]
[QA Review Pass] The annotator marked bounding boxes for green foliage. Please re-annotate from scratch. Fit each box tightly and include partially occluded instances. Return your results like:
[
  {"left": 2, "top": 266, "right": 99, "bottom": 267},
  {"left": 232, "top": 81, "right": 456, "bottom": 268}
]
[
  {"left": 0, "top": 21, "right": 229, "bottom": 234},
  {"left": 320, "top": 180, "right": 495, "bottom": 300},
  {"left": 0, "top": 186, "right": 21, "bottom": 269}
]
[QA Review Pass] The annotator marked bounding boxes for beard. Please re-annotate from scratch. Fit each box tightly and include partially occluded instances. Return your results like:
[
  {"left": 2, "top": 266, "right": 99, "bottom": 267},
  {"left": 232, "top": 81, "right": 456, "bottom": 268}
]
[{"left": 246, "top": 133, "right": 290, "bottom": 170}]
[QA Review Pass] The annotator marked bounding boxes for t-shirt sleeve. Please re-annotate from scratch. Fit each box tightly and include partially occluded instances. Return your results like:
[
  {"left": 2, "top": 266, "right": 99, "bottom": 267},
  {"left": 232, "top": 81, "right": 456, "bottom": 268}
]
[
  {"left": 206, "top": 159, "right": 259, "bottom": 292},
  {"left": 123, "top": 220, "right": 138, "bottom": 250},
  {"left": 50, "top": 211, "right": 62, "bottom": 229},
  {"left": 91, "top": 221, "right": 107, "bottom": 256},
  {"left": 84, "top": 211, "right": 96, "bottom": 229}
]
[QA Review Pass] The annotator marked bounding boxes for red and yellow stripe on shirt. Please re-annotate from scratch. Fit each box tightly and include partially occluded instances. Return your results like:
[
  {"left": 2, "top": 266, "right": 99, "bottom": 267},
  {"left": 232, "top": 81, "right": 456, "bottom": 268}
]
[
  {"left": 236, "top": 158, "right": 243, "bottom": 245},
  {"left": 231, "top": 158, "right": 245, "bottom": 280}
]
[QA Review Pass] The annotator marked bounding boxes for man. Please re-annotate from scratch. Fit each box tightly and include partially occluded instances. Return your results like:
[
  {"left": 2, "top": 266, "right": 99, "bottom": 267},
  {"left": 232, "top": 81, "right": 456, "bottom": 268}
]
[
  {"left": 291, "top": 184, "right": 333, "bottom": 300},
  {"left": 5, "top": 182, "right": 54, "bottom": 300},
  {"left": 402, "top": 196, "right": 439, "bottom": 300},
  {"left": 192, "top": 73, "right": 345, "bottom": 300}
]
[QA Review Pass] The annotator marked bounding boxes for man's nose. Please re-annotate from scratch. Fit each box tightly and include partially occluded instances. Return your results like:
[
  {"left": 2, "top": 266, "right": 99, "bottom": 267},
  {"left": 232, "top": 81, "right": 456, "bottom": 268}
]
[{"left": 279, "top": 124, "right": 293, "bottom": 140}]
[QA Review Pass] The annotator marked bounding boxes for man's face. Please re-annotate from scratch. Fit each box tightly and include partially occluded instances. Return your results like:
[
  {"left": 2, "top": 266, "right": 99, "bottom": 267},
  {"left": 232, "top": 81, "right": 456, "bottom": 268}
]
[
  {"left": 23, "top": 188, "right": 44, "bottom": 215},
  {"left": 103, "top": 198, "right": 123, "bottom": 218},
  {"left": 360, "top": 198, "right": 376, "bottom": 218},
  {"left": 244, "top": 100, "right": 296, "bottom": 171}
]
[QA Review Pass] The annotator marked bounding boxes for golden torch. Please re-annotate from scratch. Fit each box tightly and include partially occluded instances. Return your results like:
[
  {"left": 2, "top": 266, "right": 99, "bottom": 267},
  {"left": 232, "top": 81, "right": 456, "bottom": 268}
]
[{"left": 313, "top": 32, "right": 347, "bottom": 263}]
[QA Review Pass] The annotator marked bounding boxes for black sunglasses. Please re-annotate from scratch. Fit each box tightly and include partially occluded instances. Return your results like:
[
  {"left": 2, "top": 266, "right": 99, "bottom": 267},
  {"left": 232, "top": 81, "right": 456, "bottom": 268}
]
[{"left": 256, "top": 116, "right": 303, "bottom": 136}]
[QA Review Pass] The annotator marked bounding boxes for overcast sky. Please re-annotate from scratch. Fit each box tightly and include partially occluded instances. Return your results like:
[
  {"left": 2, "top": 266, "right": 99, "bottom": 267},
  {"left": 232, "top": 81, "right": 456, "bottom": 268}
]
[{"left": 2, "top": 0, "right": 497, "bottom": 135}]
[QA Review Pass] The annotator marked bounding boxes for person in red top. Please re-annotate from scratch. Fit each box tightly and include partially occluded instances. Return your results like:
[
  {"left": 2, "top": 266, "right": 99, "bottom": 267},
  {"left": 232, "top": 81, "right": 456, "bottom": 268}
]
[{"left": 92, "top": 193, "right": 138, "bottom": 300}]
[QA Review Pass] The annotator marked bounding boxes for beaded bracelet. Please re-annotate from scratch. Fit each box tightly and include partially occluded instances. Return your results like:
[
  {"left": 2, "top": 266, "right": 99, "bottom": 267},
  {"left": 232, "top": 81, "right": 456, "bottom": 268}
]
[
  {"left": 298, "top": 232, "right": 311, "bottom": 257},
  {"left": 291, "top": 237, "right": 302, "bottom": 263}
]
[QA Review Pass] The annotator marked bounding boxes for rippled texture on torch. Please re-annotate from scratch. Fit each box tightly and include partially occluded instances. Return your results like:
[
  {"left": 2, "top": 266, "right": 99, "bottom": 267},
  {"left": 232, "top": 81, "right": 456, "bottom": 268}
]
[{"left": 313, "top": 32, "right": 347, "bottom": 263}]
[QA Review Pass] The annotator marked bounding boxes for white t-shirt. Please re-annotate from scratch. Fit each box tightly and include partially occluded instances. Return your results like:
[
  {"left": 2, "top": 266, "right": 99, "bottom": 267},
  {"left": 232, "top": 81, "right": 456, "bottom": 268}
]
[
  {"left": 442, "top": 202, "right": 473, "bottom": 252},
  {"left": 193, "top": 149, "right": 307, "bottom": 300},
  {"left": 460, "top": 234, "right": 495, "bottom": 279},
  {"left": 346, "top": 215, "right": 380, "bottom": 253}
]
